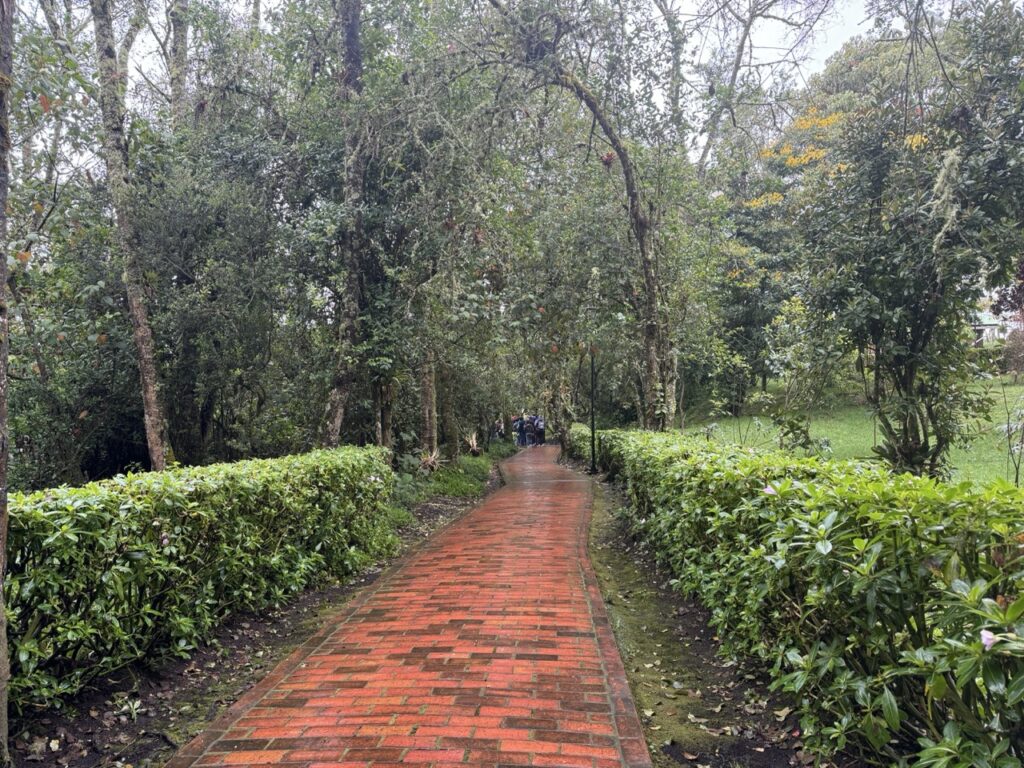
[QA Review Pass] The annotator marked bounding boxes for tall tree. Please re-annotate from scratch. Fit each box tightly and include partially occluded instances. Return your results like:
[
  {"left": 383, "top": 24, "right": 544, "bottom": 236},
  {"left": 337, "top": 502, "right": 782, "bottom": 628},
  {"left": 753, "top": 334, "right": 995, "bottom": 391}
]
[
  {"left": 795, "top": 3, "right": 1024, "bottom": 474},
  {"left": 481, "top": 0, "right": 673, "bottom": 428},
  {"left": 320, "top": 0, "right": 364, "bottom": 446},
  {"left": 89, "top": 0, "right": 172, "bottom": 469},
  {"left": 0, "top": 0, "right": 14, "bottom": 756},
  {"left": 169, "top": 0, "right": 190, "bottom": 127},
  {"left": 692, "top": 0, "right": 835, "bottom": 178}
]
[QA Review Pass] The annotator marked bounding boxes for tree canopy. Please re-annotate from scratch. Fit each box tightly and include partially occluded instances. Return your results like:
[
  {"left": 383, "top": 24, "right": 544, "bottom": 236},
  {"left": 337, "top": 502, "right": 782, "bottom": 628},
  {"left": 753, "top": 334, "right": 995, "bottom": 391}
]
[{"left": 0, "top": 0, "right": 1020, "bottom": 492}]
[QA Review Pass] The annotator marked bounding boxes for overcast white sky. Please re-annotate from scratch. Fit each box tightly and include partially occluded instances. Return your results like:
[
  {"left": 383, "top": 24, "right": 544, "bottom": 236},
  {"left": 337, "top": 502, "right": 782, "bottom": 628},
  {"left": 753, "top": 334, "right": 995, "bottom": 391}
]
[{"left": 805, "top": 0, "right": 871, "bottom": 72}]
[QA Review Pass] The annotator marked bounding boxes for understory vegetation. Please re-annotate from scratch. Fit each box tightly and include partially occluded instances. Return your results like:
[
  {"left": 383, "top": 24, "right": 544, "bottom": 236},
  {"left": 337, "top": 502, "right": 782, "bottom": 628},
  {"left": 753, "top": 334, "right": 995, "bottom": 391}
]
[
  {"left": 394, "top": 441, "right": 516, "bottom": 506},
  {"left": 570, "top": 425, "right": 1024, "bottom": 767}
]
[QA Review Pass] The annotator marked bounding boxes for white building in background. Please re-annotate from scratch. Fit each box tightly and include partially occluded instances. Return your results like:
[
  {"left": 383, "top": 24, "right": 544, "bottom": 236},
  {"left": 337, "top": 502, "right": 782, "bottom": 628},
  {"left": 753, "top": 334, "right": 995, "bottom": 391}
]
[{"left": 972, "top": 310, "right": 1010, "bottom": 345}]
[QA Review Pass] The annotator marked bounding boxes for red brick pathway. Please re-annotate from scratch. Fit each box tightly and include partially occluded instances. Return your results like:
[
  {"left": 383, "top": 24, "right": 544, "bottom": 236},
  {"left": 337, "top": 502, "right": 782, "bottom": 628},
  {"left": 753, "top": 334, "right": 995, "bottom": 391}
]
[{"left": 167, "top": 447, "right": 651, "bottom": 768}]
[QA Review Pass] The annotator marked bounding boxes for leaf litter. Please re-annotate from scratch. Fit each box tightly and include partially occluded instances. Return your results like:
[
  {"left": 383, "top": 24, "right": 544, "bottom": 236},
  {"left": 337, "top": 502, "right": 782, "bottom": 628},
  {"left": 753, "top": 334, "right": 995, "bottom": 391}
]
[{"left": 585, "top": 475, "right": 858, "bottom": 768}]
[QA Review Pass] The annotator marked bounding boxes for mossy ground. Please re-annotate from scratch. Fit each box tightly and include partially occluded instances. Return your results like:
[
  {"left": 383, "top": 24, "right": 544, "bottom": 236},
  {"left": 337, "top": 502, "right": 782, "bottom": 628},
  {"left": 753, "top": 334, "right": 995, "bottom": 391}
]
[{"left": 587, "top": 479, "right": 812, "bottom": 768}]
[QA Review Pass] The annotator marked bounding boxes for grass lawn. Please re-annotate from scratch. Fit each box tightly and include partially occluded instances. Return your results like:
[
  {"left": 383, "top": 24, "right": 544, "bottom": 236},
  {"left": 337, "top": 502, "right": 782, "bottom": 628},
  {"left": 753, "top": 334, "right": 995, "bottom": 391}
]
[{"left": 684, "top": 379, "right": 1024, "bottom": 487}]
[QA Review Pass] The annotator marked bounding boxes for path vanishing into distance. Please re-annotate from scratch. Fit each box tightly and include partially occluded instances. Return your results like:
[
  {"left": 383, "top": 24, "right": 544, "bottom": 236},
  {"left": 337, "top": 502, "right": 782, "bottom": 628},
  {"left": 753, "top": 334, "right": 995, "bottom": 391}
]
[{"left": 167, "top": 446, "right": 652, "bottom": 768}]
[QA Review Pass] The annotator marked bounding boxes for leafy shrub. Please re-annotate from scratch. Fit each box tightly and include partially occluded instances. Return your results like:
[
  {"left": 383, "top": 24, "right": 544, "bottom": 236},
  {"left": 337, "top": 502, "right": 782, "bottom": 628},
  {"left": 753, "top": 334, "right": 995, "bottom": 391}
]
[
  {"left": 571, "top": 426, "right": 1024, "bottom": 767},
  {"left": 426, "top": 454, "right": 495, "bottom": 498},
  {"left": 566, "top": 423, "right": 594, "bottom": 465},
  {"left": 8, "top": 446, "right": 397, "bottom": 710},
  {"left": 393, "top": 444, "right": 514, "bottom": 506}
]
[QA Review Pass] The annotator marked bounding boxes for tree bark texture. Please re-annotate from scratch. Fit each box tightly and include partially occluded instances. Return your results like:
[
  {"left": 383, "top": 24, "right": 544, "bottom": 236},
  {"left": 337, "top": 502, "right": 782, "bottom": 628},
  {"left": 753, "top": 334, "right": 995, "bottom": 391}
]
[
  {"left": 320, "top": 0, "right": 364, "bottom": 445},
  {"left": 0, "top": 0, "right": 15, "bottom": 757},
  {"left": 319, "top": 382, "right": 347, "bottom": 448},
  {"left": 169, "top": 0, "right": 189, "bottom": 128},
  {"left": 90, "top": 0, "right": 171, "bottom": 470},
  {"left": 420, "top": 350, "right": 437, "bottom": 455},
  {"left": 440, "top": 364, "right": 459, "bottom": 459}
]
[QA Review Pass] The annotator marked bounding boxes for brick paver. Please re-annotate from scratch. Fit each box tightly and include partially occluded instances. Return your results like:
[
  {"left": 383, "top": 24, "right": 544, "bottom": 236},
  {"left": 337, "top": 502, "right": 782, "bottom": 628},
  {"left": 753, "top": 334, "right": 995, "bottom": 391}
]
[{"left": 167, "top": 446, "right": 651, "bottom": 768}]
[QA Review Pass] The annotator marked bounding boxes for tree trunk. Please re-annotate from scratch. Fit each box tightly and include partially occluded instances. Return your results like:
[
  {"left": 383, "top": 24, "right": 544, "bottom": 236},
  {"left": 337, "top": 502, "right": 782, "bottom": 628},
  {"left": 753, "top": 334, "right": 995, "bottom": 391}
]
[
  {"left": 662, "top": 348, "right": 677, "bottom": 429},
  {"left": 550, "top": 65, "right": 665, "bottom": 429},
  {"left": 319, "top": 381, "right": 347, "bottom": 448},
  {"left": 372, "top": 384, "right": 382, "bottom": 446},
  {"left": 320, "top": 0, "right": 364, "bottom": 445},
  {"left": 440, "top": 365, "right": 459, "bottom": 459},
  {"left": 169, "top": 0, "right": 188, "bottom": 128},
  {"left": 678, "top": 371, "right": 686, "bottom": 429},
  {"left": 0, "top": 0, "right": 14, "bottom": 755},
  {"left": 371, "top": 380, "right": 395, "bottom": 450},
  {"left": 379, "top": 381, "right": 394, "bottom": 451},
  {"left": 90, "top": 0, "right": 170, "bottom": 471},
  {"left": 483, "top": 0, "right": 668, "bottom": 431},
  {"left": 420, "top": 350, "right": 437, "bottom": 455}
]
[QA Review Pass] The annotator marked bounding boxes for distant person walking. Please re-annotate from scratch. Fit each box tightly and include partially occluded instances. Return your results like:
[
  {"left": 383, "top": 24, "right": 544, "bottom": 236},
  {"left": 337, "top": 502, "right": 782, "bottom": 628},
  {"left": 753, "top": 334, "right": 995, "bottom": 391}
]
[
  {"left": 536, "top": 416, "right": 546, "bottom": 445},
  {"left": 524, "top": 416, "right": 536, "bottom": 446}
]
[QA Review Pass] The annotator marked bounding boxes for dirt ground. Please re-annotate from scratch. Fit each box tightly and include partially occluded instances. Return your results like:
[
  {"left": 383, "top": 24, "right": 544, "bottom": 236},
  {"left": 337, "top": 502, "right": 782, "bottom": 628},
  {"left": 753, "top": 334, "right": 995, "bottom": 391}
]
[
  {"left": 585, "top": 477, "right": 829, "bottom": 768},
  {"left": 9, "top": 473, "right": 499, "bottom": 768}
]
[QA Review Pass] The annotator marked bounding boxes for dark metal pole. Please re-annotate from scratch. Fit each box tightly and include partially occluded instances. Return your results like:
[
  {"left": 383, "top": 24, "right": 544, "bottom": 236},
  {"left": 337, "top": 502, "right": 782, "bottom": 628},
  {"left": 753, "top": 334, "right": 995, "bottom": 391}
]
[{"left": 590, "top": 343, "right": 596, "bottom": 473}]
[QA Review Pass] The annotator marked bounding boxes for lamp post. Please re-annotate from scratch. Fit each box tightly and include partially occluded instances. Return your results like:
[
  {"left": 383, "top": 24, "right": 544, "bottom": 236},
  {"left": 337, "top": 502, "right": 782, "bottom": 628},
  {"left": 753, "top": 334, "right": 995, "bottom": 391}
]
[{"left": 589, "top": 342, "right": 597, "bottom": 474}]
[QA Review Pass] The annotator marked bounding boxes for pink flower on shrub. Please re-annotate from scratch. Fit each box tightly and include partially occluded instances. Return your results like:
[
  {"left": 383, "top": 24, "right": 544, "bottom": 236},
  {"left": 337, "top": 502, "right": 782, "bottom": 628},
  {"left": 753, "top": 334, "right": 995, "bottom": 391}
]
[
  {"left": 763, "top": 485, "right": 777, "bottom": 495},
  {"left": 981, "top": 630, "right": 999, "bottom": 650}
]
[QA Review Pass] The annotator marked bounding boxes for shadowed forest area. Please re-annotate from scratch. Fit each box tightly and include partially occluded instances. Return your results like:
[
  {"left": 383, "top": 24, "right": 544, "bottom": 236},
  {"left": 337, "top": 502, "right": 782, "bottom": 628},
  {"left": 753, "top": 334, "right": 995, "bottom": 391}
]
[
  {"left": 0, "top": 0, "right": 1019, "bottom": 491},
  {"left": 0, "top": 0, "right": 1022, "bottom": 765}
]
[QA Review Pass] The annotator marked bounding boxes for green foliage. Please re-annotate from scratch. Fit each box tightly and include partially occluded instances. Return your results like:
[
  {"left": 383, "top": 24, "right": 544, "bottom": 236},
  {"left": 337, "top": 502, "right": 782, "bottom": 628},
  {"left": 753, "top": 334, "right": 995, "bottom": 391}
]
[
  {"left": 425, "top": 454, "right": 494, "bottom": 498},
  {"left": 7, "top": 446, "right": 397, "bottom": 711},
  {"left": 391, "top": 443, "right": 514, "bottom": 507},
  {"left": 787, "top": 3, "right": 1024, "bottom": 477},
  {"left": 572, "top": 426, "right": 1024, "bottom": 767},
  {"left": 566, "top": 423, "right": 594, "bottom": 462},
  {"left": 684, "top": 385, "right": 1024, "bottom": 488}
]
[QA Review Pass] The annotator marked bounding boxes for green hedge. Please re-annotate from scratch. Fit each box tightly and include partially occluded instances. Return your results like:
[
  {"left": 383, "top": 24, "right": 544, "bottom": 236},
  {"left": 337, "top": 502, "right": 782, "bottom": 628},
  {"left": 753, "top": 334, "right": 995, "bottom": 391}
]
[
  {"left": 569, "top": 425, "right": 1024, "bottom": 768},
  {"left": 8, "top": 446, "right": 397, "bottom": 710}
]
